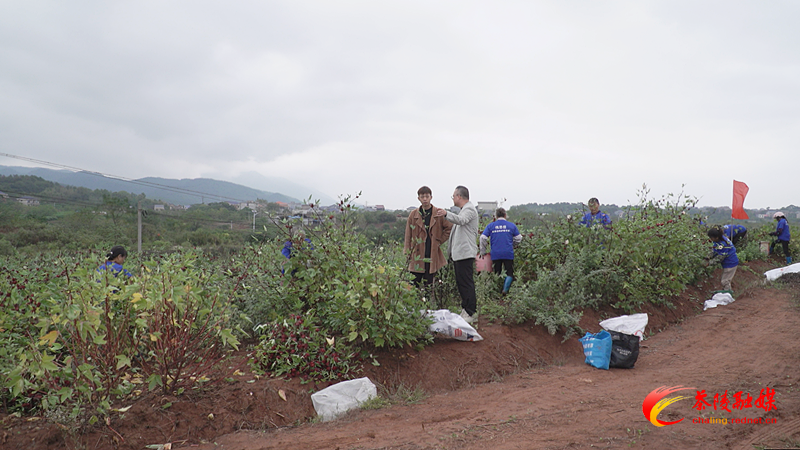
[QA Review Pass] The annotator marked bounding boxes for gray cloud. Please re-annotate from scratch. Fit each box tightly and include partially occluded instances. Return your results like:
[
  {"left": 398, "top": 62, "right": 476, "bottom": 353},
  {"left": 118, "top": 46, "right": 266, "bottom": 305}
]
[{"left": 1, "top": 1, "right": 798, "bottom": 210}]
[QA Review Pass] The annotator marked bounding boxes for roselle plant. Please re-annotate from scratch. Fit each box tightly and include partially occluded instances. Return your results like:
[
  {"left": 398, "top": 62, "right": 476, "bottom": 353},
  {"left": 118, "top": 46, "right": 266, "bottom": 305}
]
[
  {"left": 251, "top": 314, "right": 360, "bottom": 382},
  {"left": 237, "top": 194, "right": 432, "bottom": 351},
  {"left": 1, "top": 250, "right": 241, "bottom": 424},
  {"left": 500, "top": 186, "right": 715, "bottom": 336},
  {"left": 131, "top": 252, "right": 241, "bottom": 395}
]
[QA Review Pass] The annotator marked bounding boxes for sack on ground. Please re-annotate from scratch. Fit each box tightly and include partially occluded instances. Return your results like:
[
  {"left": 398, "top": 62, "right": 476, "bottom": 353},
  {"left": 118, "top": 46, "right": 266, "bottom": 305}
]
[
  {"left": 579, "top": 330, "right": 612, "bottom": 370},
  {"left": 764, "top": 262, "right": 800, "bottom": 282},
  {"left": 703, "top": 292, "right": 735, "bottom": 310},
  {"left": 311, "top": 377, "right": 377, "bottom": 422},
  {"left": 599, "top": 313, "right": 648, "bottom": 340},
  {"left": 608, "top": 330, "right": 640, "bottom": 369},
  {"left": 426, "top": 309, "right": 483, "bottom": 341}
]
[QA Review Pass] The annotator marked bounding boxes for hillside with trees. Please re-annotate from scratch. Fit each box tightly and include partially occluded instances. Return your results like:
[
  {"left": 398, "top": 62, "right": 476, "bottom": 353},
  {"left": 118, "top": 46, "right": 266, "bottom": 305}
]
[
  {"left": 0, "top": 166, "right": 300, "bottom": 206},
  {"left": 0, "top": 175, "right": 409, "bottom": 254}
]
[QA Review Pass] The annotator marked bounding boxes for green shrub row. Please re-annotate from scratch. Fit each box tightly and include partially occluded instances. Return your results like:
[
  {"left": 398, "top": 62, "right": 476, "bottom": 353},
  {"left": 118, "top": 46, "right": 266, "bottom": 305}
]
[
  {"left": 0, "top": 188, "right": 792, "bottom": 427},
  {"left": 0, "top": 250, "right": 240, "bottom": 426}
]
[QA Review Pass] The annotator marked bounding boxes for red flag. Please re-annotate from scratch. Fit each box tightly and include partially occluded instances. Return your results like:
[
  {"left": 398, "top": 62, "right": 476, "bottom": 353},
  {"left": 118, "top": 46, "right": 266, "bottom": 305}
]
[{"left": 732, "top": 180, "right": 749, "bottom": 220}]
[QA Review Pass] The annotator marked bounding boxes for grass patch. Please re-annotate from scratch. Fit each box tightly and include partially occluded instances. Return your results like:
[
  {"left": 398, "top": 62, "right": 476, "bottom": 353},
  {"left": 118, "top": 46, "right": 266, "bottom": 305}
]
[{"left": 360, "top": 383, "right": 428, "bottom": 411}]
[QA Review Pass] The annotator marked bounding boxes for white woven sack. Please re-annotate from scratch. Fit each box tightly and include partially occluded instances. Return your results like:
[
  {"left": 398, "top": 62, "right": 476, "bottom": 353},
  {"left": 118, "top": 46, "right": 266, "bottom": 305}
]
[
  {"left": 311, "top": 377, "right": 377, "bottom": 422},
  {"left": 426, "top": 309, "right": 483, "bottom": 341},
  {"left": 703, "top": 292, "right": 735, "bottom": 310},
  {"left": 764, "top": 263, "right": 800, "bottom": 282},
  {"left": 599, "top": 313, "right": 648, "bottom": 340}
]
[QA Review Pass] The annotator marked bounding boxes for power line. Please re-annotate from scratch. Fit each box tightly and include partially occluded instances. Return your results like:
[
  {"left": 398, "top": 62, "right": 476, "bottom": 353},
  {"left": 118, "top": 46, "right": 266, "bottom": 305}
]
[
  {"left": 147, "top": 209, "right": 274, "bottom": 228},
  {"left": 0, "top": 152, "right": 254, "bottom": 204}
]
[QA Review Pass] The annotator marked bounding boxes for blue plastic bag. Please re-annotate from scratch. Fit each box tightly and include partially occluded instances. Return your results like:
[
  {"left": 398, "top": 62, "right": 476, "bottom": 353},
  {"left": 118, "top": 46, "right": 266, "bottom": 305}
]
[{"left": 579, "top": 330, "right": 612, "bottom": 370}]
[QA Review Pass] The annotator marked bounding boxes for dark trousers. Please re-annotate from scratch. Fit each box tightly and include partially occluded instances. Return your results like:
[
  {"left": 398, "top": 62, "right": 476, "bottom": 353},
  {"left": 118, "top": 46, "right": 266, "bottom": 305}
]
[
  {"left": 411, "top": 262, "right": 434, "bottom": 287},
  {"left": 492, "top": 259, "right": 514, "bottom": 279},
  {"left": 453, "top": 258, "right": 477, "bottom": 316},
  {"left": 772, "top": 239, "right": 791, "bottom": 256}
]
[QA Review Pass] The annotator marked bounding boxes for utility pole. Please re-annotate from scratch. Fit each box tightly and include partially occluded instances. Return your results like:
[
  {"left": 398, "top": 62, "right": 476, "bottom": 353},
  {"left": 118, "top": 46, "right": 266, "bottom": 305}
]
[
  {"left": 137, "top": 200, "right": 142, "bottom": 253},
  {"left": 253, "top": 211, "right": 258, "bottom": 231}
]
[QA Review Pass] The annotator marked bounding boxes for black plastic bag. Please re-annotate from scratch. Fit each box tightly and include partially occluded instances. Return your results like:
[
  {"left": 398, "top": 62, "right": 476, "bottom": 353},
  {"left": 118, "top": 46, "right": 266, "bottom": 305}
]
[{"left": 608, "top": 330, "right": 639, "bottom": 369}]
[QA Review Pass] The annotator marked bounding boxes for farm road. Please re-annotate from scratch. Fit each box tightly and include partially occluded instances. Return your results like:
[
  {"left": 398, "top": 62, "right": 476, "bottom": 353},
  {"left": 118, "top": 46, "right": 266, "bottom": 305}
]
[{"left": 197, "top": 282, "right": 800, "bottom": 450}]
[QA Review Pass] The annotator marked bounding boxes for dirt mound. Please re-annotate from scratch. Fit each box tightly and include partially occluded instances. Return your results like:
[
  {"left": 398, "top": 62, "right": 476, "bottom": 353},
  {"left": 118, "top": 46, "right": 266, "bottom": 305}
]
[
  {"left": 777, "top": 271, "right": 800, "bottom": 286},
  {"left": 4, "top": 260, "right": 797, "bottom": 450}
]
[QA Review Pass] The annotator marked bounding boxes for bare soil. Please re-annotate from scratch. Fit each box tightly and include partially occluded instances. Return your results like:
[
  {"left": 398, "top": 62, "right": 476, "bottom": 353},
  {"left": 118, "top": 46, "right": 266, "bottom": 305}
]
[{"left": 4, "top": 259, "right": 800, "bottom": 450}]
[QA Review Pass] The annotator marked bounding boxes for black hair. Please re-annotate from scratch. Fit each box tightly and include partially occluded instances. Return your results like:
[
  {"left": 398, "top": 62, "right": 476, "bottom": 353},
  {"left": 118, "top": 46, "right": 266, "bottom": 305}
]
[
  {"left": 495, "top": 207, "right": 507, "bottom": 218},
  {"left": 107, "top": 245, "right": 128, "bottom": 260},
  {"left": 417, "top": 186, "right": 432, "bottom": 196},
  {"left": 455, "top": 185, "right": 469, "bottom": 200},
  {"left": 707, "top": 228, "right": 723, "bottom": 240}
]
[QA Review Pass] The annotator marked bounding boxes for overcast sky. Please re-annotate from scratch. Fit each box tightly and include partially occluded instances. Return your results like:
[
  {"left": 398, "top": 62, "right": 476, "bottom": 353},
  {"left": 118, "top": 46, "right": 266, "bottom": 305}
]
[{"left": 1, "top": 1, "right": 798, "bottom": 211}]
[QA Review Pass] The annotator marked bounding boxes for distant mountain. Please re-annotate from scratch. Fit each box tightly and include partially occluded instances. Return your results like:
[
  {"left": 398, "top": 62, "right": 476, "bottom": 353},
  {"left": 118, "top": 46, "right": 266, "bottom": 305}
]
[
  {"left": 0, "top": 166, "right": 300, "bottom": 205},
  {"left": 134, "top": 177, "right": 299, "bottom": 205},
  {"left": 229, "top": 171, "right": 336, "bottom": 206}
]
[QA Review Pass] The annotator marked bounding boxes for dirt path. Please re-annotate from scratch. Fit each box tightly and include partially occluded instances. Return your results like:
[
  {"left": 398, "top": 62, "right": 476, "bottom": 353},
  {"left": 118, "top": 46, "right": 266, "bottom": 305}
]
[{"left": 197, "top": 277, "right": 800, "bottom": 450}]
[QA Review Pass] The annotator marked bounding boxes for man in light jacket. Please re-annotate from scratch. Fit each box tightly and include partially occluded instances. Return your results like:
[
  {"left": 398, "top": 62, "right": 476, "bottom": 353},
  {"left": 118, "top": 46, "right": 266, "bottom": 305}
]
[{"left": 435, "top": 185, "right": 479, "bottom": 323}]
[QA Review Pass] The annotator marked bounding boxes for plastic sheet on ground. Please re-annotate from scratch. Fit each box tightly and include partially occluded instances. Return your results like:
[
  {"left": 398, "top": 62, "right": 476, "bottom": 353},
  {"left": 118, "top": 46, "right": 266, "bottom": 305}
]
[
  {"left": 599, "top": 313, "right": 648, "bottom": 340},
  {"left": 311, "top": 377, "right": 377, "bottom": 422},
  {"left": 703, "top": 292, "right": 735, "bottom": 311},
  {"left": 426, "top": 309, "right": 483, "bottom": 341},
  {"left": 764, "top": 263, "right": 800, "bottom": 282}
]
